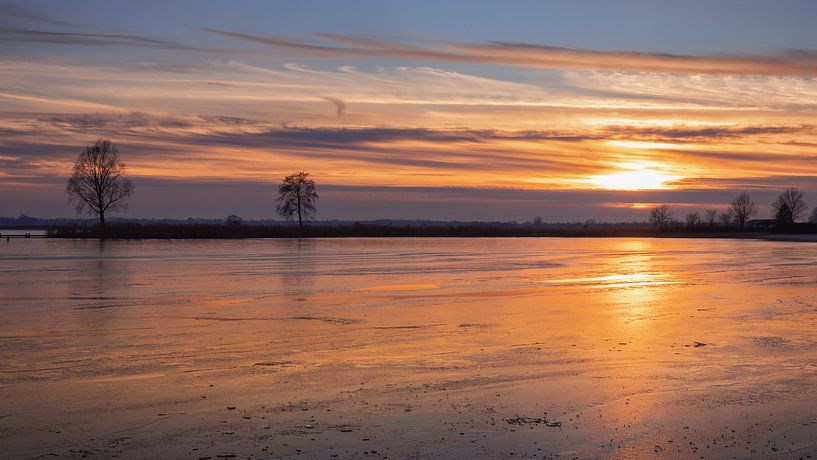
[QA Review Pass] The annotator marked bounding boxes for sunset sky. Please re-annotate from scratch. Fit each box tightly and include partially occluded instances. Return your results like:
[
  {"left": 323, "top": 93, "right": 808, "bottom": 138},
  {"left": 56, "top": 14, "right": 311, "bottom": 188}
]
[{"left": 2, "top": 0, "right": 817, "bottom": 221}]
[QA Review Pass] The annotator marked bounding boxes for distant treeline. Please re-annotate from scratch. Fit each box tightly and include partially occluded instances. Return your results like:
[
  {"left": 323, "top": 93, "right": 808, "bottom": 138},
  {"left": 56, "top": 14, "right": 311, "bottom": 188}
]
[
  {"left": 47, "top": 223, "right": 605, "bottom": 238},
  {"left": 1, "top": 214, "right": 644, "bottom": 230},
  {"left": 42, "top": 222, "right": 817, "bottom": 239}
]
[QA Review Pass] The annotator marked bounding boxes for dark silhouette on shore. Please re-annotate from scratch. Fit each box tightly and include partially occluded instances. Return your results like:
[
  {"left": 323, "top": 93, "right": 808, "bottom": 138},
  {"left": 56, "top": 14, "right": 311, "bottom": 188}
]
[
  {"left": 649, "top": 204, "right": 673, "bottom": 229},
  {"left": 772, "top": 187, "right": 807, "bottom": 226},
  {"left": 66, "top": 139, "right": 133, "bottom": 227},
  {"left": 276, "top": 171, "right": 318, "bottom": 229},
  {"left": 645, "top": 190, "right": 817, "bottom": 234},
  {"left": 685, "top": 212, "right": 701, "bottom": 227},
  {"left": 728, "top": 192, "right": 757, "bottom": 230},
  {"left": 46, "top": 221, "right": 778, "bottom": 239}
]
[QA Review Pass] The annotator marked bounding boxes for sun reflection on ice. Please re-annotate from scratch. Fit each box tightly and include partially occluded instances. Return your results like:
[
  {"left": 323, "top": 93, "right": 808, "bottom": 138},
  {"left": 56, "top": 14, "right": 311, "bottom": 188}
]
[
  {"left": 545, "top": 240, "right": 678, "bottom": 326},
  {"left": 604, "top": 241, "right": 680, "bottom": 337}
]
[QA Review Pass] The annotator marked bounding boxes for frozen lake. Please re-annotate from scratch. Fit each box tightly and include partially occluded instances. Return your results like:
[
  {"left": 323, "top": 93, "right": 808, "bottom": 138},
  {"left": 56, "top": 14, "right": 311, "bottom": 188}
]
[{"left": 2, "top": 237, "right": 817, "bottom": 458}]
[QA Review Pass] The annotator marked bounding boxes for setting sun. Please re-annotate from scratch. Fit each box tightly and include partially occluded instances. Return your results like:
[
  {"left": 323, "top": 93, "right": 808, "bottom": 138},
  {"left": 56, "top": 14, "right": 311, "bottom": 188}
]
[{"left": 588, "top": 161, "right": 679, "bottom": 190}]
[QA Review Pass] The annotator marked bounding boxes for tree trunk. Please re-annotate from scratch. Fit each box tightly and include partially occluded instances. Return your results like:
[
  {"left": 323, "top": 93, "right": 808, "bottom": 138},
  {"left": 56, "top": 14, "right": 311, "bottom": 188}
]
[
  {"left": 297, "top": 194, "right": 303, "bottom": 229},
  {"left": 99, "top": 211, "right": 106, "bottom": 228}
]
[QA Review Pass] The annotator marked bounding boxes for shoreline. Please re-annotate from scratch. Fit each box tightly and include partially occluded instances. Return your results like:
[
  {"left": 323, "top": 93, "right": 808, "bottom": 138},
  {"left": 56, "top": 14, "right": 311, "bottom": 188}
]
[
  {"left": 10, "top": 231, "right": 817, "bottom": 242},
  {"left": 6, "top": 223, "right": 817, "bottom": 241},
  {"left": 36, "top": 223, "right": 817, "bottom": 241}
]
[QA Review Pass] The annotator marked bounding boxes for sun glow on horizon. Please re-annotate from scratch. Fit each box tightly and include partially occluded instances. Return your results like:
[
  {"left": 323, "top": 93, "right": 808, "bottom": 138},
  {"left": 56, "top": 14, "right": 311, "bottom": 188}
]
[{"left": 587, "top": 161, "right": 680, "bottom": 191}]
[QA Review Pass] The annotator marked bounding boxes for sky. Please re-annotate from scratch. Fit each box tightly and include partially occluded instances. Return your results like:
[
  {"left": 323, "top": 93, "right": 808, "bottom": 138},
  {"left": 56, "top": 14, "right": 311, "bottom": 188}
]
[{"left": 1, "top": 0, "right": 817, "bottom": 222}]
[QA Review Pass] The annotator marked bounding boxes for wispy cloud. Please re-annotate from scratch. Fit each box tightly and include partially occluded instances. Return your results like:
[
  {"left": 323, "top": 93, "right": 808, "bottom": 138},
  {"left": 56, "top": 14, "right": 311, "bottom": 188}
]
[
  {"left": 22, "top": 112, "right": 810, "bottom": 145},
  {"left": 603, "top": 124, "right": 815, "bottom": 141},
  {"left": 564, "top": 72, "right": 817, "bottom": 110},
  {"left": 0, "top": 1, "right": 70, "bottom": 26},
  {"left": 8, "top": 58, "right": 810, "bottom": 140},
  {"left": 0, "top": 26, "right": 204, "bottom": 50},
  {"left": 206, "top": 29, "right": 817, "bottom": 77},
  {"left": 320, "top": 96, "right": 346, "bottom": 117},
  {"left": 0, "top": 3, "right": 222, "bottom": 52}
]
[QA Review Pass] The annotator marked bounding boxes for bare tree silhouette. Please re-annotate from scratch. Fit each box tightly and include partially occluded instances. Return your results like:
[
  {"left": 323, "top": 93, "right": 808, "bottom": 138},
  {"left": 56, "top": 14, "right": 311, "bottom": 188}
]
[
  {"left": 276, "top": 171, "right": 318, "bottom": 229},
  {"left": 810, "top": 206, "right": 817, "bottom": 224},
  {"left": 728, "top": 193, "right": 757, "bottom": 230},
  {"left": 66, "top": 139, "right": 133, "bottom": 227},
  {"left": 649, "top": 205, "right": 673, "bottom": 229},
  {"left": 772, "top": 187, "right": 807, "bottom": 225},
  {"left": 686, "top": 212, "right": 701, "bottom": 227}
]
